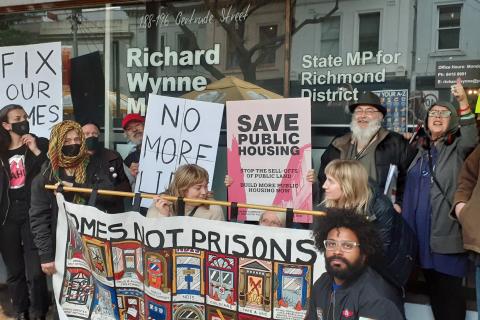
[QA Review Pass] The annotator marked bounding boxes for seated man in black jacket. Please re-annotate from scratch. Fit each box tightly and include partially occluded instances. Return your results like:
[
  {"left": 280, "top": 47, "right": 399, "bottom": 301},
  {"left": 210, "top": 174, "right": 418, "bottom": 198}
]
[{"left": 306, "top": 209, "right": 404, "bottom": 320}]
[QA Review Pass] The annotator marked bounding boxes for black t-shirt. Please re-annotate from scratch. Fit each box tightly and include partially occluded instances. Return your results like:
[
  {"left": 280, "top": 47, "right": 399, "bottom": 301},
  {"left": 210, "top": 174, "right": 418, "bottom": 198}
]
[
  {"left": 59, "top": 170, "right": 76, "bottom": 202},
  {"left": 7, "top": 145, "right": 27, "bottom": 201}
]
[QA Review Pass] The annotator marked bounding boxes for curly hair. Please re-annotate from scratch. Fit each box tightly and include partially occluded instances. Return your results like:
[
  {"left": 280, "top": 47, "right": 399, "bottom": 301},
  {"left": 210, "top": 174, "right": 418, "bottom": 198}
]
[{"left": 313, "top": 208, "right": 381, "bottom": 258}]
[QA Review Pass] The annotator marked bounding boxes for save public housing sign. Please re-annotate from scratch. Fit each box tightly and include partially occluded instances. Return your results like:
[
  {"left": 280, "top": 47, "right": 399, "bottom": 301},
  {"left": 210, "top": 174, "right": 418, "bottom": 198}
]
[{"left": 53, "top": 194, "right": 323, "bottom": 320}]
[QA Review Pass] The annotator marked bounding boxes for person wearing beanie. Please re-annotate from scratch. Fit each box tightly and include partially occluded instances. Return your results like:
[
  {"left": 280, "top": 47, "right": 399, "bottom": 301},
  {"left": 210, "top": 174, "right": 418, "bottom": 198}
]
[
  {"left": 317, "top": 91, "right": 416, "bottom": 213},
  {"left": 401, "top": 79, "right": 477, "bottom": 319},
  {"left": 29, "top": 120, "right": 120, "bottom": 276},
  {"left": 121, "top": 113, "right": 145, "bottom": 191}
]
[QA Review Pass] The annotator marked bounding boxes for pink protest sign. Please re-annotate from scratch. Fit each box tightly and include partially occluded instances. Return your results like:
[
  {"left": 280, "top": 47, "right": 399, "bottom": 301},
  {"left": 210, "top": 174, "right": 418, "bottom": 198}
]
[{"left": 227, "top": 98, "right": 312, "bottom": 223}]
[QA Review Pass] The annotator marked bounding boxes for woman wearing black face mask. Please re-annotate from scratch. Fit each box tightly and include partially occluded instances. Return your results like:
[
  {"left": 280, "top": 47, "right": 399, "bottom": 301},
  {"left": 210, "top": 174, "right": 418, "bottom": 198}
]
[
  {"left": 0, "top": 104, "right": 50, "bottom": 320},
  {"left": 29, "top": 120, "right": 119, "bottom": 279}
]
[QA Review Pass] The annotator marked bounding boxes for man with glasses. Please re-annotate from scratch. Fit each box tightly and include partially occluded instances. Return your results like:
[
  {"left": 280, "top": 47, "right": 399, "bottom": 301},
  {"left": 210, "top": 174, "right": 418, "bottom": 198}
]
[
  {"left": 317, "top": 91, "right": 414, "bottom": 213},
  {"left": 122, "top": 113, "right": 145, "bottom": 191},
  {"left": 306, "top": 209, "right": 404, "bottom": 320}
]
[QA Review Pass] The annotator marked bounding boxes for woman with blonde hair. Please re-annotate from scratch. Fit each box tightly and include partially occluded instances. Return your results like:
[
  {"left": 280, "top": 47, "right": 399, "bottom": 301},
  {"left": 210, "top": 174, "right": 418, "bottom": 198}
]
[
  {"left": 148, "top": 164, "right": 224, "bottom": 220},
  {"left": 321, "top": 159, "right": 416, "bottom": 292}
]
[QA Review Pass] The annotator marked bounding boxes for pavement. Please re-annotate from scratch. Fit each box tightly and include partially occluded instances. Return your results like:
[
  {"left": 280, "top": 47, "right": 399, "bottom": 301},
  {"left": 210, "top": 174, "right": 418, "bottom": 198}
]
[{"left": 0, "top": 285, "right": 54, "bottom": 320}]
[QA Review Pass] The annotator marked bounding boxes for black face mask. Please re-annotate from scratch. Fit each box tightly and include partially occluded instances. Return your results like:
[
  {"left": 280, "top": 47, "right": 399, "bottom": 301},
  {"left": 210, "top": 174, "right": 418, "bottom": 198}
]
[
  {"left": 62, "top": 144, "right": 81, "bottom": 157},
  {"left": 85, "top": 136, "right": 100, "bottom": 151},
  {"left": 11, "top": 120, "right": 30, "bottom": 136}
]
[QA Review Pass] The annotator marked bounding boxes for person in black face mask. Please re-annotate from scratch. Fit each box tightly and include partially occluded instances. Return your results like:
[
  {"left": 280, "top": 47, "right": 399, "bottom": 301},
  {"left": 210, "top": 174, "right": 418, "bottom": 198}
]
[
  {"left": 0, "top": 104, "right": 50, "bottom": 320},
  {"left": 82, "top": 122, "right": 130, "bottom": 213},
  {"left": 29, "top": 120, "right": 121, "bottom": 280}
]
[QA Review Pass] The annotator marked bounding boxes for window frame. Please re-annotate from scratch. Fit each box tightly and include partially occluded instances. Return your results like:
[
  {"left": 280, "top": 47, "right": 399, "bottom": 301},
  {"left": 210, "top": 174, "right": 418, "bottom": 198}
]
[
  {"left": 355, "top": 9, "right": 382, "bottom": 54},
  {"left": 435, "top": 3, "right": 462, "bottom": 51}
]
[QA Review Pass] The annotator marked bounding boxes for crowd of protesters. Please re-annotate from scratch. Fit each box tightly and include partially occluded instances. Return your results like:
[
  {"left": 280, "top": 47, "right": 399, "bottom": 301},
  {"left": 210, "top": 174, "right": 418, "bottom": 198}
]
[{"left": 0, "top": 77, "right": 479, "bottom": 319}]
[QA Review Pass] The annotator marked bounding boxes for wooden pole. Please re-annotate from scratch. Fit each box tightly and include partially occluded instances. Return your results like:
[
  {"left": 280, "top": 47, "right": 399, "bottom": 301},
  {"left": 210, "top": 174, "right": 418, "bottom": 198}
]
[{"left": 45, "top": 184, "right": 326, "bottom": 217}]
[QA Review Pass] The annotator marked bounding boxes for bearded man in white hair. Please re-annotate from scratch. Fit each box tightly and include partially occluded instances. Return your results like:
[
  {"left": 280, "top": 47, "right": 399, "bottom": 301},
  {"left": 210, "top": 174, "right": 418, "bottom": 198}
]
[{"left": 316, "top": 91, "right": 415, "bottom": 213}]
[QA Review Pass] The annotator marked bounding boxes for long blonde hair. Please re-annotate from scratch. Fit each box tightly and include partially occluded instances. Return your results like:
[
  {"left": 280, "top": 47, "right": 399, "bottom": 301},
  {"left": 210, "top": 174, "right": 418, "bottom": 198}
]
[{"left": 322, "top": 160, "right": 371, "bottom": 215}]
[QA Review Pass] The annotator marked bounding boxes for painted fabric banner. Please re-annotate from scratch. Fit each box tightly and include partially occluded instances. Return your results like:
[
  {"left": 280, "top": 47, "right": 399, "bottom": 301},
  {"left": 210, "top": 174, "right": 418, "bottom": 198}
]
[
  {"left": 226, "top": 98, "right": 312, "bottom": 223},
  {"left": 53, "top": 194, "right": 323, "bottom": 320},
  {"left": 0, "top": 42, "right": 62, "bottom": 138},
  {"left": 134, "top": 94, "right": 224, "bottom": 207}
]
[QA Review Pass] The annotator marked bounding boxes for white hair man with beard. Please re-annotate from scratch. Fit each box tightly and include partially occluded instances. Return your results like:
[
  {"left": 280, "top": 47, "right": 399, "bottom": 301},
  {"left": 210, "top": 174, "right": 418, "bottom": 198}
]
[
  {"left": 121, "top": 113, "right": 145, "bottom": 192},
  {"left": 317, "top": 91, "right": 415, "bottom": 213}
]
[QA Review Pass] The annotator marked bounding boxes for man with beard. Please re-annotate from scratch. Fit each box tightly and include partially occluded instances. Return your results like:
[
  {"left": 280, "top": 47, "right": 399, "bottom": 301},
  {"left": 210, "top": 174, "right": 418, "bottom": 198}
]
[
  {"left": 121, "top": 113, "right": 145, "bottom": 190},
  {"left": 317, "top": 92, "right": 414, "bottom": 212},
  {"left": 306, "top": 210, "right": 404, "bottom": 320},
  {"left": 82, "top": 122, "right": 131, "bottom": 213}
]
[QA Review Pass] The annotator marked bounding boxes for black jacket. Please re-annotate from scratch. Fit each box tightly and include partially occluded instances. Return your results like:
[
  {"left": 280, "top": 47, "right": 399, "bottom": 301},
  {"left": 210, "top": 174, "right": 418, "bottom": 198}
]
[
  {"left": 305, "top": 267, "right": 404, "bottom": 320},
  {"left": 89, "top": 147, "right": 131, "bottom": 213},
  {"left": 317, "top": 128, "right": 416, "bottom": 207},
  {"left": 29, "top": 158, "right": 120, "bottom": 264},
  {"left": 367, "top": 187, "right": 417, "bottom": 290},
  {"left": 0, "top": 136, "right": 49, "bottom": 225}
]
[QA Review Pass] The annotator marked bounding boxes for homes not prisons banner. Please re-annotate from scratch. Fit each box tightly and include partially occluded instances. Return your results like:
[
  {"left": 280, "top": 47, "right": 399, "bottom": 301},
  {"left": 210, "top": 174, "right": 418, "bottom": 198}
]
[
  {"left": 226, "top": 98, "right": 312, "bottom": 223},
  {"left": 53, "top": 194, "right": 323, "bottom": 320},
  {"left": 0, "top": 42, "right": 62, "bottom": 138},
  {"left": 134, "top": 94, "right": 224, "bottom": 207}
]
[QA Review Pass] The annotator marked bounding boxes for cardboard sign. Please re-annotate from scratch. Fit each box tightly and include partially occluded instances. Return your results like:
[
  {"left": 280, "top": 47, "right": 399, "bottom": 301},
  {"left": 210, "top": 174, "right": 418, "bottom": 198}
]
[
  {"left": 134, "top": 94, "right": 224, "bottom": 207},
  {"left": 0, "top": 42, "right": 62, "bottom": 137},
  {"left": 226, "top": 98, "right": 312, "bottom": 223},
  {"left": 53, "top": 194, "right": 323, "bottom": 320}
]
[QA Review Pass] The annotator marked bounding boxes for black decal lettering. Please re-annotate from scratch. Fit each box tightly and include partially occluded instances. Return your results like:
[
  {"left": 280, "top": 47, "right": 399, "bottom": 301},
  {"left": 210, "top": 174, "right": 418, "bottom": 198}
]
[
  {"left": 192, "top": 229, "right": 206, "bottom": 248},
  {"left": 96, "top": 221, "right": 107, "bottom": 238},
  {"left": 195, "top": 144, "right": 212, "bottom": 163},
  {"left": 166, "top": 229, "right": 184, "bottom": 247},
  {"left": 296, "top": 239, "right": 317, "bottom": 264},
  {"left": 109, "top": 223, "right": 127, "bottom": 240},
  {"left": 134, "top": 222, "right": 145, "bottom": 242},
  {"left": 49, "top": 105, "right": 60, "bottom": 123},
  {"left": 208, "top": 231, "right": 222, "bottom": 253},
  {"left": 284, "top": 114, "right": 299, "bottom": 130},
  {"left": 80, "top": 217, "right": 96, "bottom": 236},
  {"left": 232, "top": 235, "right": 249, "bottom": 256},
  {"left": 145, "top": 230, "right": 165, "bottom": 249},
  {"left": 252, "top": 236, "right": 267, "bottom": 259},
  {"left": 270, "top": 238, "right": 291, "bottom": 262}
]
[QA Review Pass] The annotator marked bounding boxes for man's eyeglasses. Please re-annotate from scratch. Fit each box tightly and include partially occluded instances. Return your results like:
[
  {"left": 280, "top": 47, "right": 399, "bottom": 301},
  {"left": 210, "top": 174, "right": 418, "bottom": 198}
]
[
  {"left": 353, "top": 109, "right": 380, "bottom": 116},
  {"left": 428, "top": 110, "right": 451, "bottom": 118},
  {"left": 323, "top": 239, "right": 360, "bottom": 252}
]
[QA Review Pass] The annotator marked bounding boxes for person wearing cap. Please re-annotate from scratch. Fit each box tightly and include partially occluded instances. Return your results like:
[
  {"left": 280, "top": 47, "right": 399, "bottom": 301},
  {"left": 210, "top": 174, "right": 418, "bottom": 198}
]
[
  {"left": 82, "top": 122, "right": 131, "bottom": 213},
  {"left": 121, "top": 113, "right": 145, "bottom": 190},
  {"left": 317, "top": 91, "right": 415, "bottom": 213},
  {"left": 401, "top": 80, "right": 477, "bottom": 319}
]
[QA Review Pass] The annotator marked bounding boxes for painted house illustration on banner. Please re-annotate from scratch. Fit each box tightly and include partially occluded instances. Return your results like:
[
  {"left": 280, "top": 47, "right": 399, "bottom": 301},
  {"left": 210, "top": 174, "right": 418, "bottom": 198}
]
[
  {"left": 238, "top": 258, "right": 272, "bottom": 318},
  {"left": 85, "top": 236, "right": 114, "bottom": 280},
  {"left": 173, "top": 249, "right": 205, "bottom": 303},
  {"left": 144, "top": 249, "right": 172, "bottom": 298},
  {"left": 206, "top": 252, "right": 238, "bottom": 311},
  {"left": 117, "top": 288, "right": 145, "bottom": 320},
  {"left": 273, "top": 263, "right": 311, "bottom": 319},
  {"left": 113, "top": 241, "right": 144, "bottom": 284}
]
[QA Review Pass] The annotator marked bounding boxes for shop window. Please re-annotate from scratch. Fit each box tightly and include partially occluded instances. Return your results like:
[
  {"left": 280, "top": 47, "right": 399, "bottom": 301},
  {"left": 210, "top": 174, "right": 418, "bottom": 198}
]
[
  {"left": 320, "top": 16, "right": 340, "bottom": 57},
  {"left": 226, "top": 36, "right": 240, "bottom": 69},
  {"left": 358, "top": 12, "right": 380, "bottom": 53},
  {"left": 437, "top": 4, "right": 461, "bottom": 50},
  {"left": 178, "top": 33, "right": 193, "bottom": 70},
  {"left": 258, "top": 24, "right": 278, "bottom": 65}
]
